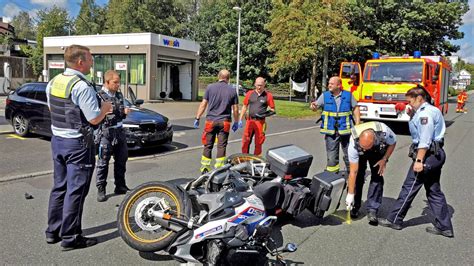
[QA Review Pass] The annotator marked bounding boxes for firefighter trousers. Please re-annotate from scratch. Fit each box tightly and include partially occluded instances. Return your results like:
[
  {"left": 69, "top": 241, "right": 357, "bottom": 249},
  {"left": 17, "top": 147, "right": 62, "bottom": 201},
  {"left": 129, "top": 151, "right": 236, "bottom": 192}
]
[{"left": 241, "top": 118, "right": 266, "bottom": 156}]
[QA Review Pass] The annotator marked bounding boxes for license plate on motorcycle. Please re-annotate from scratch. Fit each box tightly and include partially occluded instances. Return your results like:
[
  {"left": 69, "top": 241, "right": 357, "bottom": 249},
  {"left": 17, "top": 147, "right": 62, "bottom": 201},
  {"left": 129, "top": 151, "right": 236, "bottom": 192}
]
[{"left": 380, "top": 107, "right": 395, "bottom": 112}]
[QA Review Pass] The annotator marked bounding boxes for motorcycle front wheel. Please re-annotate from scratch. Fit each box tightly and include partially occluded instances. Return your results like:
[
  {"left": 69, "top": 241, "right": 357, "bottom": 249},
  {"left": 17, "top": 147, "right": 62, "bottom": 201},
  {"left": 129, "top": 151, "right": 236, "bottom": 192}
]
[
  {"left": 117, "top": 181, "right": 190, "bottom": 252},
  {"left": 226, "top": 153, "right": 267, "bottom": 165}
]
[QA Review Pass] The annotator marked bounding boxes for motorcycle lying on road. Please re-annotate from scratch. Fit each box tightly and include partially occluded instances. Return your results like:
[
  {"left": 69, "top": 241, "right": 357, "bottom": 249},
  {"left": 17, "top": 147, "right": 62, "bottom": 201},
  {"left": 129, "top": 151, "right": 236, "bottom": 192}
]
[{"left": 117, "top": 162, "right": 297, "bottom": 265}]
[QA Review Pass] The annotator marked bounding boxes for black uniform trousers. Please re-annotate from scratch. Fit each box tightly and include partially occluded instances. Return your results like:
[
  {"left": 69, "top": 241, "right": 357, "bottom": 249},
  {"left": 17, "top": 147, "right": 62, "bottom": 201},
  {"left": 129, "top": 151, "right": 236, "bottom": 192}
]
[
  {"left": 354, "top": 149, "right": 385, "bottom": 213},
  {"left": 386, "top": 148, "right": 453, "bottom": 231},
  {"left": 96, "top": 128, "right": 128, "bottom": 188},
  {"left": 46, "top": 136, "right": 95, "bottom": 246}
]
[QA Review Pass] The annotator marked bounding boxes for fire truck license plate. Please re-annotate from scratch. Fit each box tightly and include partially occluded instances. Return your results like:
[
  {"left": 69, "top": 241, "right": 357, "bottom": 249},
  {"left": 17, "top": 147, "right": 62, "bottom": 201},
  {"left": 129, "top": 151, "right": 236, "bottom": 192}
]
[{"left": 380, "top": 107, "right": 395, "bottom": 112}]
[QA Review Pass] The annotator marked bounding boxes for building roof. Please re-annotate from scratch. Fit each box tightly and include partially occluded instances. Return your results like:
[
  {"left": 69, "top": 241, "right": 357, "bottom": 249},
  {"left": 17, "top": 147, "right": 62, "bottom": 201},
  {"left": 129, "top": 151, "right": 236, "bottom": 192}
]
[{"left": 43, "top": 32, "right": 200, "bottom": 53}]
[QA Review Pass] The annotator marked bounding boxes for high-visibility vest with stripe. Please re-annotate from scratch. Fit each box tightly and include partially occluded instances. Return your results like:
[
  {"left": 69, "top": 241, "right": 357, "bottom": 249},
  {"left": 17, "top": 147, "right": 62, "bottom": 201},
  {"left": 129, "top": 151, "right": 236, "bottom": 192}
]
[
  {"left": 320, "top": 90, "right": 353, "bottom": 135},
  {"left": 351, "top": 121, "right": 387, "bottom": 154},
  {"left": 49, "top": 74, "right": 89, "bottom": 129}
]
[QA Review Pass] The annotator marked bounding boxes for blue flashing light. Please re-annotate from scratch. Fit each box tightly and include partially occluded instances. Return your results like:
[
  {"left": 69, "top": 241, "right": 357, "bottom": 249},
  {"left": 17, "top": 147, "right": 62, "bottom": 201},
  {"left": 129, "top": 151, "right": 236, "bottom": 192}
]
[
  {"left": 413, "top": 51, "right": 421, "bottom": 58},
  {"left": 373, "top": 52, "right": 380, "bottom": 59}
]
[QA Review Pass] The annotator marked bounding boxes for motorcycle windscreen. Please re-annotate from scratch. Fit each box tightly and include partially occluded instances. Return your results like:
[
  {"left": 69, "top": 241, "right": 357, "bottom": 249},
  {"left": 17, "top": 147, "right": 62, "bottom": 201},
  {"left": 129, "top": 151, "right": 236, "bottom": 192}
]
[{"left": 339, "top": 62, "right": 362, "bottom": 101}]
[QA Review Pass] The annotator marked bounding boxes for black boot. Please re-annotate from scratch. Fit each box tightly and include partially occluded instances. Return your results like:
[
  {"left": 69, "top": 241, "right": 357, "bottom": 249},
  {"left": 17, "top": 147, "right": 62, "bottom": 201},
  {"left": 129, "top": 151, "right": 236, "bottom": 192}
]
[
  {"left": 97, "top": 186, "right": 107, "bottom": 202},
  {"left": 114, "top": 185, "right": 130, "bottom": 195}
]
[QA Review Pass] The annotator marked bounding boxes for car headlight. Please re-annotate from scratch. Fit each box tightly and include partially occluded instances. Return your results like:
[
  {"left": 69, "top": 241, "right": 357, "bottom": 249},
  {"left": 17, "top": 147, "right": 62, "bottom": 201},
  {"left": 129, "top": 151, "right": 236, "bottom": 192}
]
[
  {"left": 166, "top": 120, "right": 171, "bottom": 128},
  {"left": 123, "top": 124, "right": 140, "bottom": 128}
]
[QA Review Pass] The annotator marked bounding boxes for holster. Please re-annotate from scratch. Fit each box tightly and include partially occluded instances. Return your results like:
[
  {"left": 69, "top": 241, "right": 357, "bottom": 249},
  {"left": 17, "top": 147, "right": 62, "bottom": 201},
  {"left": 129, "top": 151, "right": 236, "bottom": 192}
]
[
  {"left": 79, "top": 126, "right": 95, "bottom": 149},
  {"left": 408, "top": 140, "right": 444, "bottom": 160}
]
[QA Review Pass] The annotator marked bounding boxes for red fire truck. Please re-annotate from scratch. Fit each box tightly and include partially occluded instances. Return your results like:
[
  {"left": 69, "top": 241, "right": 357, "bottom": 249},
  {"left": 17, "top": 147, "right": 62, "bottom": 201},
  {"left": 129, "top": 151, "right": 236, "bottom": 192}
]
[{"left": 339, "top": 52, "right": 451, "bottom": 122}]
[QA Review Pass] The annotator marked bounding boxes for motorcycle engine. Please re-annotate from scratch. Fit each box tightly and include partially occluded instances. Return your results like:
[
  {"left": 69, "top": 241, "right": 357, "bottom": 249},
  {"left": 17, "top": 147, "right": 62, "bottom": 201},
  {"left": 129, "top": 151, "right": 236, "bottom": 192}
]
[{"left": 210, "top": 170, "right": 249, "bottom": 192}]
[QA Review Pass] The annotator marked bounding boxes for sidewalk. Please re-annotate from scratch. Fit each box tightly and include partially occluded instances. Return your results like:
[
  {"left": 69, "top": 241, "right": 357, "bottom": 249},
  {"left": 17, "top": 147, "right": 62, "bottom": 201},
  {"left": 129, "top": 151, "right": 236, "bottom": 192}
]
[{"left": 0, "top": 96, "right": 201, "bottom": 134}]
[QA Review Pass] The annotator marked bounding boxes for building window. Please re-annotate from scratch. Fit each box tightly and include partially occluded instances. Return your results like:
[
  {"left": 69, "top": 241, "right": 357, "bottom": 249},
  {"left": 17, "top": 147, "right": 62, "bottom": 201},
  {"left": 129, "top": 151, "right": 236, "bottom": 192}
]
[
  {"left": 130, "top": 54, "right": 146, "bottom": 85},
  {"left": 93, "top": 54, "right": 146, "bottom": 85}
]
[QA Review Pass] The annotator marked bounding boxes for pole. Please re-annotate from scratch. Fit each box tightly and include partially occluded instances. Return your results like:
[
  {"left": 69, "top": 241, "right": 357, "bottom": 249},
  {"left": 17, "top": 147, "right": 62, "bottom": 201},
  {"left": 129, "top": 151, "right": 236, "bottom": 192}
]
[
  {"left": 235, "top": 10, "right": 241, "bottom": 96},
  {"left": 289, "top": 76, "right": 292, "bottom": 102}
]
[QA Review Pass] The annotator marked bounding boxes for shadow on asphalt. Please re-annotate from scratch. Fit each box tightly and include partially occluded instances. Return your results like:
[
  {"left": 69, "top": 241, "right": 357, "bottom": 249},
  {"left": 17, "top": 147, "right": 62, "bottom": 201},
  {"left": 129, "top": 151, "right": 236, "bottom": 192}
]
[
  {"left": 138, "top": 251, "right": 174, "bottom": 262},
  {"left": 82, "top": 221, "right": 119, "bottom": 244},
  {"left": 172, "top": 124, "right": 195, "bottom": 131},
  {"left": 128, "top": 142, "right": 189, "bottom": 158}
]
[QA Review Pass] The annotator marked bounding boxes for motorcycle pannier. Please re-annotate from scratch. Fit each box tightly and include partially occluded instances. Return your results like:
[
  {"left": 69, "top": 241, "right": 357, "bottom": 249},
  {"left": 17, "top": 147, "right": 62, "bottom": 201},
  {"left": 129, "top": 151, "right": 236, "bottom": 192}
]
[
  {"left": 266, "top": 145, "right": 313, "bottom": 178},
  {"left": 309, "top": 171, "right": 346, "bottom": 218}
]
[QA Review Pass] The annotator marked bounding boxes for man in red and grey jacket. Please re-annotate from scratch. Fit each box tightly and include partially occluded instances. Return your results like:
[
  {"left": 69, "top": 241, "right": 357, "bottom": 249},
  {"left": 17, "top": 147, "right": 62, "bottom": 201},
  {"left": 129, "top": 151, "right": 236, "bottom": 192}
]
[{"left": 239, "top": 77, "right": 275, "bottom": 156}]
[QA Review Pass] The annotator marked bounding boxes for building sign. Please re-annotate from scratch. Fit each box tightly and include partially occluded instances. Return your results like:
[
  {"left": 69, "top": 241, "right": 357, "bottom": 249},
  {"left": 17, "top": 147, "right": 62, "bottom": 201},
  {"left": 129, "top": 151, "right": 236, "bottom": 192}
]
[
  {"left": 115, "top": 61, "right": 128, "bottom": 71},
  {"left": 163, "top": 38, "right": 180, "bottom": 48},
  {"left": 48, "top": 61, "right": 65, "bottom": 69}
]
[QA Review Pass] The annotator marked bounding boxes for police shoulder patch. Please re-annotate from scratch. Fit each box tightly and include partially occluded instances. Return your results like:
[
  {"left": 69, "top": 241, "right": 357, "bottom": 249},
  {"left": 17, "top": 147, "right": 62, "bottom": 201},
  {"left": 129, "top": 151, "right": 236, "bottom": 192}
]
[{"left": 420, "top": 117, "right": 428, "bottom": 125}]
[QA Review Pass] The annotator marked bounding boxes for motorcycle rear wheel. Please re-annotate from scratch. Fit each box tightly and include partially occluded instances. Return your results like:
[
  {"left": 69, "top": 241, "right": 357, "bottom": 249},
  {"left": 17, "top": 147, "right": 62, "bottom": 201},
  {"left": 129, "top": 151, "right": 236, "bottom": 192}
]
[{"left": 117, "top": 181, "right": 190, "bottom": 252}]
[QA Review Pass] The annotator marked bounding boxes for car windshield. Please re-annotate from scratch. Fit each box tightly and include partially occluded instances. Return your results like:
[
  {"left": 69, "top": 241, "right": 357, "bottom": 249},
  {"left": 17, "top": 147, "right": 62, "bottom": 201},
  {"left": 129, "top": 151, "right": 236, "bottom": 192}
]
[{"left": 363, "top": 62, "right": 423, "bottom": 83}]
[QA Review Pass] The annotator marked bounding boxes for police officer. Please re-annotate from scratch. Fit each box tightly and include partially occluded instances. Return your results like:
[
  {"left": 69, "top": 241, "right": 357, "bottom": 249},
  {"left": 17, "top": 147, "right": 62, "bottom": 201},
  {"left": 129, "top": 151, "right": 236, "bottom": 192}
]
[
  {"left": 310, "top": 76, "right": 360, "bottom": 173},
  {"left": 379, "top": 86, "right": 454, "bottom": 238},
  {"left": 194, "top": 69, "right": 239, "bottom": 174},
  {"left": 345, "top": 121, "right": 397, "bottom": 224},
  {"left": 45, "top": 45, "right": 113, "bottom": 250},
  {"left": 96, "top": 70, "right": 131, "bottom": 202},
  {"left": 239, "top": 77, "right": 275, "bottom": 156}
]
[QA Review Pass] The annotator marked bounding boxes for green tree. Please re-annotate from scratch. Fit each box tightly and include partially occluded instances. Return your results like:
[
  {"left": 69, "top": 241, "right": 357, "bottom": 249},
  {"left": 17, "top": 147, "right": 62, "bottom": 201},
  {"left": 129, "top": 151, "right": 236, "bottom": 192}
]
[
  {"left": 267, "top": 0, "right": 373, "bottom": 97},
  {"left": 11, "top": 11, "right": 36, "bottom": 40},
  {"left": 190, "top": 0, "right": 274, "bottom": 80},
  {"left": 347, "top": 0, "right": 469, "bottom": 57},
  {"left": 104, "top": 0, "right": 189, "bottom": 36},
  {"left": 23, "top": 6, "right": 71, "bottom": 76},
  {"left": 75, "top": 0, "right": 106, "bottom": 35}
]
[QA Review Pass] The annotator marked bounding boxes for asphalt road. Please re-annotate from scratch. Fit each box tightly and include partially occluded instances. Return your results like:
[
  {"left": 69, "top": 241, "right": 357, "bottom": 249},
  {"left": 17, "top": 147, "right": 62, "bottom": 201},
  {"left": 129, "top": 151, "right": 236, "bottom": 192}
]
[
  {"left": 0, "top": 98, "right": 473, "bottom": 264},
  {"left": 0, "top": 116, "right": 316, "bottom": 180}
]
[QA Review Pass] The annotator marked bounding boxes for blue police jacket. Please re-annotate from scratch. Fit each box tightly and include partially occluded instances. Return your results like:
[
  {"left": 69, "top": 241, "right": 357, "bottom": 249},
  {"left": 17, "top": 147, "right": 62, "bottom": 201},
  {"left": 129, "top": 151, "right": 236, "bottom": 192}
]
[
  {"left": 320, "top": 90, "right": 353, "bottom": 135},
  {"left": 409, "top": 102, "right": 445, "bottom": 149}
]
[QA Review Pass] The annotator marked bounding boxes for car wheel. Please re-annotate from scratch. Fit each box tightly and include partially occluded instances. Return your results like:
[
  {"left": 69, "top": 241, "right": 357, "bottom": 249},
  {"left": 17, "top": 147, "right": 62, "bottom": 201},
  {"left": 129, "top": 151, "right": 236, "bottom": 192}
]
[{"left": 13, "top": 113, "right": 29, "bottom": 137}]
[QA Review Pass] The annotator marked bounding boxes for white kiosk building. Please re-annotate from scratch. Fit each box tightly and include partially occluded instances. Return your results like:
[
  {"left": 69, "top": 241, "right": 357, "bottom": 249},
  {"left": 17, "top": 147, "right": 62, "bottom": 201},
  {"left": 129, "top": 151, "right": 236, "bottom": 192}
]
[{"left": 43, "top": 33, "right": 200, "bottom": 101}]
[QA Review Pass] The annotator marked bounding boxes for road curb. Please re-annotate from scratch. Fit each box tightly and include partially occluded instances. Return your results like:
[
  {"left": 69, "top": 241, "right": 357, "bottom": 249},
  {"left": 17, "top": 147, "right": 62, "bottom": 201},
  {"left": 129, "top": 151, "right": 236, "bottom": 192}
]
[{"left": 0, "top": 125, "right": 319, "bottom": 184}]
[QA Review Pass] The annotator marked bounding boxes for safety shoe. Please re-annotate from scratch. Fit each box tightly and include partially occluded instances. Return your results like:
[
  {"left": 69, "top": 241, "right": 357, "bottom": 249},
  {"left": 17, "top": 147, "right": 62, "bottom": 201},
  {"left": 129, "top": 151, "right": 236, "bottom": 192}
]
[
  {"left": 46, "top": 236, "right": 61, "bottom": 244},
  {"left": 350, "top": 208, "right": 359, "bottom": 219},
  {"left": 114, "top": 185, "right": 130, "bottom": 195},
  {"left": 425, "top": 226, "right": 454, "bottom": 238},
  {"left": 97, "top": 186, "right": 107, "bottom": 202},
  {"left": 61, "top": 236, "right": 98, "bottom": 251},
  {"left": 367, "top": 210, "right": 378, "bottom": 226},
  {"left": 378, "top": 218, "right": 402, "bottom": 230}
]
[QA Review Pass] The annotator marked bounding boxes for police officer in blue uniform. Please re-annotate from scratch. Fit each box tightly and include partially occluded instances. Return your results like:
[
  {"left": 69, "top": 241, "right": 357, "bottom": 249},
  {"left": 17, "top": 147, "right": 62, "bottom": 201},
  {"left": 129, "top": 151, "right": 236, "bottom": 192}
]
[
  {"left": 311, "top": 76, "right": 360, "bottom": 173},
  {"left": 379, "top": 86, "right": 454, "bottom": 238},
  {"left": 45, "top": 45, "right": 113, "bottom": 250},
  {"left": 345, "top": 121, "right": 397, "bottom": 224},
  {"left": 96, "top": 70, "right": 131, "bottom": 202}
]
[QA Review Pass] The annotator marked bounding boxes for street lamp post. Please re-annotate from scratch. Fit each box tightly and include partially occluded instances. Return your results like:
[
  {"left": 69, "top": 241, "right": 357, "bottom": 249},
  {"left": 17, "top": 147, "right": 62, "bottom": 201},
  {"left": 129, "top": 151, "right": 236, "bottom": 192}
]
[{"left": 233, "top": 6, "right": 242, "bottom": 96}]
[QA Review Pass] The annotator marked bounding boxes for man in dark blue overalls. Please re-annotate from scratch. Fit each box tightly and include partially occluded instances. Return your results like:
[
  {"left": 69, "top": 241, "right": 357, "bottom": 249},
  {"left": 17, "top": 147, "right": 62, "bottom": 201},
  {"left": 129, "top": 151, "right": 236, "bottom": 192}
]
[
  {"left": 96, "top": 70, "right": 131, "bottom": 202},
  {"left": 379, "top": 86, "right": 454, "bottom": 238},
  {"left": 45, "top": 45, "right": 113, "bottom": 250}
]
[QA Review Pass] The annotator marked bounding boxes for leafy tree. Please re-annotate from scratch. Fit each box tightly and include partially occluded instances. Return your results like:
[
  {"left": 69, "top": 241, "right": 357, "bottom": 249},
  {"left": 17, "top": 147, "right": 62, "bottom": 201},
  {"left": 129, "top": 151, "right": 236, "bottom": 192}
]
[
  {"left": 104, "top": 0, "right": 189, "bottom": 36},
  {"left": 267, "top": 0, "right": 373, "bottom": 97},
  {"left": 190, "top": 0, "right": 273, "bottom": 80},
  {"left": 23, "top": 6, "right": 71, "bottom": 76},
  {"left": 75, "top": 0, "right": 106, "bottom": 35},
  {"left": 347, "top": 0, "right": 469, "bottom": 57},
  {"left": 11, "top": 11, "right": 36, "bottom": 40}
]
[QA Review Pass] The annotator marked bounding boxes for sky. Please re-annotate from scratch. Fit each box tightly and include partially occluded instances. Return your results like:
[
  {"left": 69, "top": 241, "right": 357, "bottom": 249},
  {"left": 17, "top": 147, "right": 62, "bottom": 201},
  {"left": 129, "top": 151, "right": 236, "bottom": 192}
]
[{"left": 0, "top": 0, "right": 473, "bottom": 63}]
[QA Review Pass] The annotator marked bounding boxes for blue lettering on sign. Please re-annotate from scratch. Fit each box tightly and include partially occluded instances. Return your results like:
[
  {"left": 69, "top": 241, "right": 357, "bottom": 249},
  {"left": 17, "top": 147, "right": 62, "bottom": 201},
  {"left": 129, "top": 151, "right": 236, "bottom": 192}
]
[{"left": 163, "top": 38, "right": 180, "bottom": 48}]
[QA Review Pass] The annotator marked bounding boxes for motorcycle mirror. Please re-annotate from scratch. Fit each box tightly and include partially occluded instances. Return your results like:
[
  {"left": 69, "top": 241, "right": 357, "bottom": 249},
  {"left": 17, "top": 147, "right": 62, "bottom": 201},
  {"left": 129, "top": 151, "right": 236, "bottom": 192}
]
[{"left": 284, "top": 243, "right": 297, "bottom": 253}]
